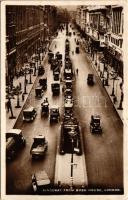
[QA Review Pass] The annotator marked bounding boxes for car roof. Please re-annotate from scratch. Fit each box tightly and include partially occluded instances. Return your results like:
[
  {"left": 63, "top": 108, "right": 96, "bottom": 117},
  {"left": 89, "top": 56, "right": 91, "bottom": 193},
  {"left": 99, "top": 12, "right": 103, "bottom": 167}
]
[
  {"left": 23, "top": 106, "right": 35, "bottom": 112},
  {"left": 6, "top": 129, "right": 22, "bottom": 135},
  {"left": 50, "top": 106, "right": 59, "bottom": 110},
  {"left": 34, "top": 171, "right": 50, "bottom": 185},
  {"left": 92, "top": 115, "right": 100, "bottom": 119},
  {"left": 33, "top": 135, "right": 45, "bottom": 139}
]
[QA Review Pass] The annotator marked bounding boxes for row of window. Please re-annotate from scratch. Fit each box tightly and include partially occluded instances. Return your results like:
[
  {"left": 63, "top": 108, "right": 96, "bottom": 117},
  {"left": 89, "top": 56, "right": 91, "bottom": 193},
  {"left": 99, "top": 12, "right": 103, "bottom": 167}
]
[{"left": 110, "top": 37, "right": 123, "bottom": 48}]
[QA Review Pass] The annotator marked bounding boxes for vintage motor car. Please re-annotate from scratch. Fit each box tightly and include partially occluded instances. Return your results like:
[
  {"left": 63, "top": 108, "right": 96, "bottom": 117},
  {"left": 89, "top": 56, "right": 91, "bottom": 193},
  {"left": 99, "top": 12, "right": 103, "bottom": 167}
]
[
  {"left": 35, "top": 86, "right": 43, "bottom": 98},
  {"left": 60, "top": 117, "right": 82, "bottom": 155},
  {"left": 75, "top": 46, "right": 79, "bottom": 54},
  {"left": 50, "top": 107, "right": 60, "bottom": 123},
  {"left": 32, "top": 170, "right": 51, "bottom": 193},
  {"left": 55, "top": 52, "right": 62, "bottom": 61},
  {"left": 64, "top": 88, "right": 72, "bottom": 98},
  {"left": 30, "top": 135, "right": 48, "bottom": 159},
  {"left": 64, "top": 98, "right": 73, "bottom": 110},
  {"left": 38, "top": 66, "right": 45, "bottom": 76},
  {"left": 6, "top": 129, "right": 26, "bottom": 160},
  {"left": 23, "top": 106, "right": 37, "bottom": 122},
  {"left": 51, "top": 81, "right": 60, "bottom": 96},
  {"left": 65, "top": 80, "right": 72, "bottom": 89},
  {"left": 39, "top": 78, "right": 47, "bottom": 90},
  {"left": 64, "top": 68, "right": 73, "bottom": 80},
  {"left": 53, "top": 71, "right": 60, "bottom": 81},
  {"left": 90, "top": 115, "right": 102, "bottom": 134},
  {"left": 41, "top": 101, "right": 49, "bottom": 117},
  {"left": 87, "top": 74, "right": 94, "bottom": 85},
  {"left": 48, "top": 52, "right": 54, "bottom": 64}
]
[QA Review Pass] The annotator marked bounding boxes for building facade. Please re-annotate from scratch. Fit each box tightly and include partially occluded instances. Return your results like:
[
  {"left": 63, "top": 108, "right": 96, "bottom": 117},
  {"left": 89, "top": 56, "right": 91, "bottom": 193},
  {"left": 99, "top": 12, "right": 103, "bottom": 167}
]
[
  {"left": 6, "top": 5, "right": 58, "bottom": 86},
  {"left": 75, "top": 5, "right": 123, "bottom": 78}
]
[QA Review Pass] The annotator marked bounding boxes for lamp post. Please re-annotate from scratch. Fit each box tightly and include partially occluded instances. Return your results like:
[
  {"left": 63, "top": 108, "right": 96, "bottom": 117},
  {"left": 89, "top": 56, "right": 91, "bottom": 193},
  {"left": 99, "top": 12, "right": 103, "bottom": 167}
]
[
  {"left": 15, "top": 85, "right": 22, "bottom": 108},
  {"left": 24, "top": 66, "right": 27, "bottom": 94},
  {"left": 118, "top": 90, "right": 123, "bottom": 110},
  {"left": 29, "top": 68, "right": 32, "bottom": 84}
]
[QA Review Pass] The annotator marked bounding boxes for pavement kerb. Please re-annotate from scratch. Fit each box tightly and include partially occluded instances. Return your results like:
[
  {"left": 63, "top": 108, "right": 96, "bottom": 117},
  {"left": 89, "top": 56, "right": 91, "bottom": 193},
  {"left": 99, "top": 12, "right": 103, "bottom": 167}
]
[
  {"left": 10, "top": 52, "right": 49, "bottom": 130},
  {"left": 83, "top": 48, "right": 123, "bottom": 124}
]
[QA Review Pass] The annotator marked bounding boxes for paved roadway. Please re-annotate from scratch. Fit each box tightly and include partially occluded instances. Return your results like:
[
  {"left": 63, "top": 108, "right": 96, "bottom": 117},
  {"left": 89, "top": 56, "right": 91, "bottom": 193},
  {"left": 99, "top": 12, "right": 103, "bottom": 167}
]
[{"left": 6, "top": 26, "right": 123, "bottom": 194}]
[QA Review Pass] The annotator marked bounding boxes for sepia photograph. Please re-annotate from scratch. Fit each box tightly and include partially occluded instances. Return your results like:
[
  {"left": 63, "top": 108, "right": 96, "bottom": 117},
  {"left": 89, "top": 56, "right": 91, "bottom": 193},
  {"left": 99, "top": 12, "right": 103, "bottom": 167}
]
[{"left": 1, "top": 0, "right": 127, "bottom": 199}]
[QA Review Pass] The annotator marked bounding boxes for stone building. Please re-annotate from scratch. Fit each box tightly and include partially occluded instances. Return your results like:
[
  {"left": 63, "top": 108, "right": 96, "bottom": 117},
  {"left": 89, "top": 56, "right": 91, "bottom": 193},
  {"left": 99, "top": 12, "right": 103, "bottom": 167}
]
[{"left": 6, "top": 5, "right": 58, "bottom": 85}]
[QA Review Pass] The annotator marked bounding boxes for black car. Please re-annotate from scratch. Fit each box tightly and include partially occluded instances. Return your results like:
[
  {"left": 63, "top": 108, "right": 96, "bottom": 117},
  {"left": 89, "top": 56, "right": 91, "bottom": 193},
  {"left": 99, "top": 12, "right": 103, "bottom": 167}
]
[
  {"left": 75, "top": 46, "right": 79, "bottom": 54},
  {"left": 39, "top": 78, "right": 47, "bottom": 90},
  {"left": 90, "top": 115, "right": 102, "bottom": 134},
  {"left": 6, "top": 129, "right": 26, "bottom": 160},
  {"left": 38, "top": 66, "right": 45, "bottom": 76},
  {"left": 50, "top": 107, "right": 60, "bottom": 123},
  {"left": 51, "top": 82, "right": 60, "bottom": 96},
  {"left": 87, "top": 74, "right": 94, "bottom": 85}
]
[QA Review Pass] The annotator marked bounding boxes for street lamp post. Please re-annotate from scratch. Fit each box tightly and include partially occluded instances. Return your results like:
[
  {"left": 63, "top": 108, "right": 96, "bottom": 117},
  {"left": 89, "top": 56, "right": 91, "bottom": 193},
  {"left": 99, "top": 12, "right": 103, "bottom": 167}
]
[
  {"left": 24, "top": 66, "right": 27, "bottom": 94},
  {"left": 15, "top": 85, "right": 22, "bottom": 108},
  {"left": 29, "top": 68, "right": 32, "bottom": 84},
  {"left": 118, "top": 90, "right": 123, "bottom": 110}
]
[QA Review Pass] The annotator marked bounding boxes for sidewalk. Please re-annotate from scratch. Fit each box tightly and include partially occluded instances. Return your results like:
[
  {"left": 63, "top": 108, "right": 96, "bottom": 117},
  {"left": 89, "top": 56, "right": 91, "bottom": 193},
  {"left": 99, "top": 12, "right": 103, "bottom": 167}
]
[
  {"left": 6, "top": 51, "right": 49, "bottom": 132},
  {"left": 80, "top": 38, "right": 123, "bottom": 123}
]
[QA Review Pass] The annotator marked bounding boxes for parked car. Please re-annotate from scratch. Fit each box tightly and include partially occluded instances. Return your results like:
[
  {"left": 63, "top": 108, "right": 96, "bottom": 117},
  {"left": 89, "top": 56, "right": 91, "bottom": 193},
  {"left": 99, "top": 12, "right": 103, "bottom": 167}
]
[
  {"left": 6, "top": 129, "right": 25, "bottom": 160},
  {"left": 87, "top": 74, "right": 94, "bottom": 85},
  {"left": 50, "top": 107, "right": 60, "bottom": 123},
  {"left": 23, "top": 106, "right": 37, "bottom": 122},
  {"left": 30, "top": 135, "right": 48, "bottom": 159},
  {"left": 90, "top": 115, "right": 102, "bottom": 134},
  {"left": 32, "top": 170, "right": 51, "bottom": 193}
]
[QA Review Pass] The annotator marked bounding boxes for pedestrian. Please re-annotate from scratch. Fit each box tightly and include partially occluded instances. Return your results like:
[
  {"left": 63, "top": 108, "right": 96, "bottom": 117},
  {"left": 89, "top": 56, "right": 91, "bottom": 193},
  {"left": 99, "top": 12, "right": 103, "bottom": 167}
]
[
  {"left": 22, "top": 93, "right": 24, "bottom": 101},
  {"left": 19, "top": 82, "right": 22, "bottom": 90},
  {"left": 113, "top": 96, "right": 117, "bottom": 104},
  {"left": 76, "top": 68, "right": 78, "bottom": 75},
  {"left": 72, "top": 50, "right": 74, "bottom": 55},
  {"left": 6, "top": 100, "right": 11, "bottom": 112}
]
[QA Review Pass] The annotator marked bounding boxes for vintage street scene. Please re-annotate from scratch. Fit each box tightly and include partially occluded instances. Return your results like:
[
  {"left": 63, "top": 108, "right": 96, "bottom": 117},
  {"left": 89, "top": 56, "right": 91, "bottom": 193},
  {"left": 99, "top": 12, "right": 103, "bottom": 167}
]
[{"left": 5, "top": 5, "right": 123, "bottom": 195}]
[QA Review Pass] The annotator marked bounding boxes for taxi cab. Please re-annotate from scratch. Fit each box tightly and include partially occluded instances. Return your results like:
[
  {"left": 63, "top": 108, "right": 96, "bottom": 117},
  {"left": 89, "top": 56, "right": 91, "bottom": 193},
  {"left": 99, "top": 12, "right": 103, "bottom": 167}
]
[{"left": 23, "top": 106, "right": 37, "bottom": 122}]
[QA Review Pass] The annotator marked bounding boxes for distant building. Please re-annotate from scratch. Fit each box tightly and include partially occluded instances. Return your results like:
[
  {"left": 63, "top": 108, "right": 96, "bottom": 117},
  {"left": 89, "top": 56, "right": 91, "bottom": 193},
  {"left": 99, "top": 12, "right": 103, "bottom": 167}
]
[{"left": 75, "top": 5, "right": 123, "bottom": 78}]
